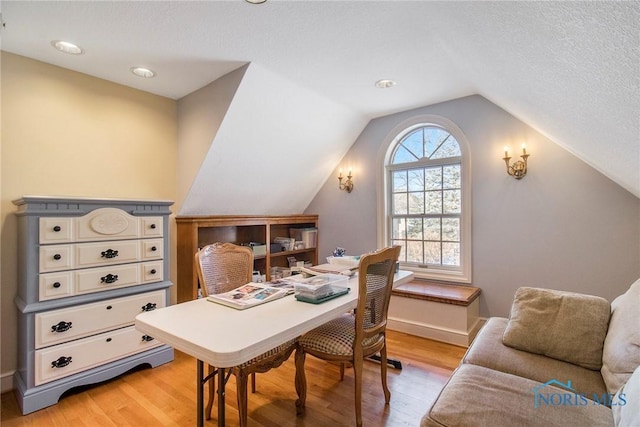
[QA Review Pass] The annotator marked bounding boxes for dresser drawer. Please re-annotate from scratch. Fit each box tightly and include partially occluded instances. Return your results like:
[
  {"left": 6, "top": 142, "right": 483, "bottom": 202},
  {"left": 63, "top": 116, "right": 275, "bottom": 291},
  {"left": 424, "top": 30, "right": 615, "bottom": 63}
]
[
  {"left": 39, "top": 218, "right": 74, "bottom": 244},
  {"left": 141, "top": 238, "right": 163, "bottom": 261},
  {"left": 74, "top": 263, "right": 141, "bottom": 295},
  {"left": 141, "top": 261, "right": 164, "bottom": 284},
  {"left": 35, "top": 325, "right": 162, "bottom": 386},
  {"left": 74, "top": 240, "right": 141, "bottom": 269},
  {"left": 141, "top": 217, "right": 163, "bottom": 238},
  {"left": 35, "top": 290, "right": 166, "bottom": 349},
  {"left": 39, "top": 262, "right": 163, "bottom": 301},
  {"left": 39, "top": 272, "right": 74, "bottom": 301},
  {"left": 39, "top": 245, "right": 74, "bottom": 273},
  {"left": 76, "top": 207, "right": 140, "bottom": 241}
]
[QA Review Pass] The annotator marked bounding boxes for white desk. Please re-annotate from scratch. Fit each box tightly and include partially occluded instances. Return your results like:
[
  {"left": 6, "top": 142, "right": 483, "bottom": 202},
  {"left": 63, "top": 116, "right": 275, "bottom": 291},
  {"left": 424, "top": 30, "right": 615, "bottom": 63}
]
[{"left": 135, "top": 270, "right": 413, "bottom": 426}]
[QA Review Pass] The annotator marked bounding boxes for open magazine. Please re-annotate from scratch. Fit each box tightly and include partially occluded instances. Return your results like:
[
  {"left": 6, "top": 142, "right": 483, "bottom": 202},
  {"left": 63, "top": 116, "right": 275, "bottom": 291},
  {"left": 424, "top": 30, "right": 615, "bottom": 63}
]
[{"left": 207, "top": 283, "right": 293, "bottom": 310}]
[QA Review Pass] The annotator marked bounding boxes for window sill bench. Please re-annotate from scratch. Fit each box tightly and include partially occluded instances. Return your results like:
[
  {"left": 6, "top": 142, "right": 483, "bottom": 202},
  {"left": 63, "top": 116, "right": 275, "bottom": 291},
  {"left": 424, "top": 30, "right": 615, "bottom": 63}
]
[{"left": 388, "top": 280, "right": 483, "bottom": 347}]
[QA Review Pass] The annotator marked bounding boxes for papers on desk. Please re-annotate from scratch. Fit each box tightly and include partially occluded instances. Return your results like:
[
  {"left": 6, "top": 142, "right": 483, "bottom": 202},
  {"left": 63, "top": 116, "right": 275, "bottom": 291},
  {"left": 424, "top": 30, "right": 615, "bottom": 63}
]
[
  {"left": 207, "top": 283, "right": 292, "bottom": 310},
  {"left": 292, "top": 274, "right": 350, "bottom": 302}
]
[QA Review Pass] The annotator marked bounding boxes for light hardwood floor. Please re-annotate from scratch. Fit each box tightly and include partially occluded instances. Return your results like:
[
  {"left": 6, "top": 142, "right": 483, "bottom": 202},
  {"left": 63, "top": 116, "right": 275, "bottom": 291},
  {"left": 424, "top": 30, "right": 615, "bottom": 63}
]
[{"left": 1, "top": 331, "right": 466, "bottom": 426}]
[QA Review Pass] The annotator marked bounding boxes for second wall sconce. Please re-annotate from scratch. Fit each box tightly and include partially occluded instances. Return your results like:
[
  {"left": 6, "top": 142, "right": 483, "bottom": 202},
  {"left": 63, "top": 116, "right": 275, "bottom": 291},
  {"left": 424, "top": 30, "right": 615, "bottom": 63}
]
[
  {"left": 338, "top": 169, "right": 354, "bottom": 193},
  {"left": 503, "top": 144, "right": 530, "bottom": 180}
]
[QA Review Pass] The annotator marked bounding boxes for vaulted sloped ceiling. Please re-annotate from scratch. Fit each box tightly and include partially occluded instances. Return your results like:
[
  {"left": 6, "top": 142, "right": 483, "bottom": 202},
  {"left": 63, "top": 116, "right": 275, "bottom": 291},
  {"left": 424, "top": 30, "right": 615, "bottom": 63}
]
[
  {"left": 180, "top": 62, "right": 367, "bottom": 215},
  {"left": 2, "top": 1, "right": 639, "bottom": 201}
]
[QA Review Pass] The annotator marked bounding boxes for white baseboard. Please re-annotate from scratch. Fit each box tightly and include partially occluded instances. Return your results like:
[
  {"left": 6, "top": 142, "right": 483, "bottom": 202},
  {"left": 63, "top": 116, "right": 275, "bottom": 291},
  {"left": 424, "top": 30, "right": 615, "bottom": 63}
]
[
  {"left": 388, "top": 316, "right": 486, "bottom": 347},
  {"left": 1, "top": 371, "right": 14, "bottom": 394}
]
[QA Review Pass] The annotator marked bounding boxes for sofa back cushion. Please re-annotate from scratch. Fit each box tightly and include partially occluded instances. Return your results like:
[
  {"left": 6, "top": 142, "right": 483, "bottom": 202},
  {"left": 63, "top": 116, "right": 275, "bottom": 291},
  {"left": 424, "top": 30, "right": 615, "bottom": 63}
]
[
  {"left": 503, "top": 287, "right": 610, "bottom": 370},
  {"left": 602, "top": 278, "right": 640, "bottom": 395},
  {"left": 613, "top": 364, "right": 639, "bottom": 427}
]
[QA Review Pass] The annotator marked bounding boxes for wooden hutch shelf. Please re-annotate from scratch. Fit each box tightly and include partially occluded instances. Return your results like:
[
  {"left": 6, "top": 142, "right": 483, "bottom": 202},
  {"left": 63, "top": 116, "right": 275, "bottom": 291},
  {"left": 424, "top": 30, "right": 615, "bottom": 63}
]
[{"left": 176, "top": 214, "right": 318, "bottom": 302}]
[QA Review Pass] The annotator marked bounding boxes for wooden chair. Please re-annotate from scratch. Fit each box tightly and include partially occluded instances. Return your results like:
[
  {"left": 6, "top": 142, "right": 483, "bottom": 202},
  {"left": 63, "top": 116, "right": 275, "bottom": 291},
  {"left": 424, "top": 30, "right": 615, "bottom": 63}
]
[
  {"left": 195, "top": 242, "right": 297, "bottom": 426},
  {"left": 294, "top": 245, "right": 401, "bottom": 427}
]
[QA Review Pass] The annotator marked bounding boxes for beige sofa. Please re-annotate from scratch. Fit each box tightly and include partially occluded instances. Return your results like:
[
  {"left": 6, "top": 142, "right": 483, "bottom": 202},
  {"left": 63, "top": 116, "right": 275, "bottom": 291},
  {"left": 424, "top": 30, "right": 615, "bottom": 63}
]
[{"left": 421, "top": 279, "right": 640, "bottom": 427}]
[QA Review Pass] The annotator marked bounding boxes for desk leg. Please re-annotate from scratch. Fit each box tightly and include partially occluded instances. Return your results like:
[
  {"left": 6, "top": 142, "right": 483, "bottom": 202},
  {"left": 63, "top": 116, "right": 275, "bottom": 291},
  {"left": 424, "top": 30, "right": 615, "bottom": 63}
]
[
  {"left": 197, "top": 360, "right": 204, "bottom": 427},
  {"left": 218, "top": 367, "right": 226, "bottom": 427}
]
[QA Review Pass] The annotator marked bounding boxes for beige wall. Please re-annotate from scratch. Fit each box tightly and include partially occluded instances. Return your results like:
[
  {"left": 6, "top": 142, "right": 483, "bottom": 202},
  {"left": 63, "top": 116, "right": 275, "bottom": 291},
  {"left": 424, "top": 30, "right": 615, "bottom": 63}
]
[{"left": 0, "top": 52, "right": 178, "bottom": 391}]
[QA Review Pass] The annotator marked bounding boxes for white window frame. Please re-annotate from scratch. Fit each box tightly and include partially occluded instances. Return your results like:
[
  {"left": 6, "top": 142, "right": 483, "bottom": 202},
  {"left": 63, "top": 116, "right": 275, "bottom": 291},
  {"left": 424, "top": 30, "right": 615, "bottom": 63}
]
[{"left": 377, "top": 115, "right": 472, "bottom": 283}]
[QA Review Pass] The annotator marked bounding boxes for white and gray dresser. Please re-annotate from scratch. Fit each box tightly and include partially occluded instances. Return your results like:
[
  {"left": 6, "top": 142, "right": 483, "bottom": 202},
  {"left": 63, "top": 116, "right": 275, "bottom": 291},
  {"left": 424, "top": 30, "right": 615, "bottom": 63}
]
[{"left": 12, "top": 196, "right": 174, "bottom": 414}]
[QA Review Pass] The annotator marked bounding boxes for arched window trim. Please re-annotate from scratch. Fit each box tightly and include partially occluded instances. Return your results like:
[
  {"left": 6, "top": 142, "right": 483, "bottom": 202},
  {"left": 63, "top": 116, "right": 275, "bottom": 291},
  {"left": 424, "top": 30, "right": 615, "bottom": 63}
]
[{"left": 376, "top": 115, "right": 472, "bottom": 283}]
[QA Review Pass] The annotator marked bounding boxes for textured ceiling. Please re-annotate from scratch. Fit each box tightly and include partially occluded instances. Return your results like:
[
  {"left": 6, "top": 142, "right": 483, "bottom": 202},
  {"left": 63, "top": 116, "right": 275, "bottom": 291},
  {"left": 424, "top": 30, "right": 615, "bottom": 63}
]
[{"left": 2, "top": 1, "right": 639, "bottom": 199}]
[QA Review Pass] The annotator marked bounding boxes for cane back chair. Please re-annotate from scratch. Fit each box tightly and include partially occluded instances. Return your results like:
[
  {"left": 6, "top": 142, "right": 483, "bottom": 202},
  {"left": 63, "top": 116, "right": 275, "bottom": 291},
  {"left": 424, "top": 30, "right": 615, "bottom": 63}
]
[
  {"left": 294, "top": 245, "right": 401, "bottom": 427},
  {"left": 195, "top": 242, "right": 297, "bottom": 426}
]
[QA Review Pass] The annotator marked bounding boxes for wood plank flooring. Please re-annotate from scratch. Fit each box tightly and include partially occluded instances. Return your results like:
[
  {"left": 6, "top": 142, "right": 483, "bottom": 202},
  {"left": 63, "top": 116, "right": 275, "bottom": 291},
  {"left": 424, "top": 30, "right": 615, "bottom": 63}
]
[{"left": 1, "top": 331, "right": 466, "bottom": 426}]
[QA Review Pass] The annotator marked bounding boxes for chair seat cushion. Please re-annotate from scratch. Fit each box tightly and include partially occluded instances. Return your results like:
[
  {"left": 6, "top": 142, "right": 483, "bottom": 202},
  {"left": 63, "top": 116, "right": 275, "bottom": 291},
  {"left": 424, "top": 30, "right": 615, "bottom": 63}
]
[
  {"left": 236, "top": 338, "right": 297, "bottom": 369},
  {"left": 299, "top": 314, "right": 380, "bottom": 356}
]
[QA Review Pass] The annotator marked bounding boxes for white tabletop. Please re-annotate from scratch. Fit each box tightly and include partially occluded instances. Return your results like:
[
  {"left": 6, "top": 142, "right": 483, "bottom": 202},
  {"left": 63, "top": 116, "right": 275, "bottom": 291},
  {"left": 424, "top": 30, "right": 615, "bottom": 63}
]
[{"left": 135, "top": 270, "right": 413, "bottom": 367}]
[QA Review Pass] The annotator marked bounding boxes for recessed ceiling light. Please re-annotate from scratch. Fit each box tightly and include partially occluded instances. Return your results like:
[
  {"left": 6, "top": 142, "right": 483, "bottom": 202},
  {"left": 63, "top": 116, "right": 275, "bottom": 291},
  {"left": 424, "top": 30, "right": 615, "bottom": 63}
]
[
  {"left": 51, "top": 40, "right": 84, "bottom": 55},
  {"left": 130, "top": 67, "right": 156, "bottom": 78},
  {"left": 375, "top": 79, "right": 396, "bottom": 89}
]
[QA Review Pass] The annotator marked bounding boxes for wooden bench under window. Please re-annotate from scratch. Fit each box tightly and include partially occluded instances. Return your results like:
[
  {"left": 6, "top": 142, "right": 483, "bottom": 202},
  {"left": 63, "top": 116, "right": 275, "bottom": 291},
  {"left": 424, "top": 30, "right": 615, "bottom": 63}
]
[{"left": 388, "top": 280, "right": 482, "bottom": 347}]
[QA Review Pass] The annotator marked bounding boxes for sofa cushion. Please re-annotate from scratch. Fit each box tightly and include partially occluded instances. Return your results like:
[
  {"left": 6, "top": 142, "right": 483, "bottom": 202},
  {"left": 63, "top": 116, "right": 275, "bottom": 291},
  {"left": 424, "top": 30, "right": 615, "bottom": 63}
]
[
  {"left": 612, "top": 365, "right": 640, "bottom": 427},
  {"left": 421, "top": 364, "right": 613, "bottom": 427},
  {"left": 602, "top": 278, "right": 640, "bottom": 395},
  {"left": 502, "top": 287, "right": 610, "bottom": 370},
  {"left": 465, "top": 317, "right": 608, "bottom": 398}
]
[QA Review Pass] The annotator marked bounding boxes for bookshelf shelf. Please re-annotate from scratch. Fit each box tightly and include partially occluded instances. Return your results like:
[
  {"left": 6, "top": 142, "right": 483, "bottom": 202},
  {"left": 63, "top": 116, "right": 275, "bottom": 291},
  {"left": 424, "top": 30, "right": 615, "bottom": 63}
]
[{"left": 176, "top": 214, "right": 318, "bottom": 302}]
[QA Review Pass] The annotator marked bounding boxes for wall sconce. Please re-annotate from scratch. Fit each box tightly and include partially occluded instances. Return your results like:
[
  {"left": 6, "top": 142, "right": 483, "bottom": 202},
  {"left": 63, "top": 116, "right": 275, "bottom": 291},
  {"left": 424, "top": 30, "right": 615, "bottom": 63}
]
[
  {"left": 503, "top": 144, "right": 530, "bottom": 180},
  {"left": 338, "top": 169, "right": 354, "bottom": 193}
]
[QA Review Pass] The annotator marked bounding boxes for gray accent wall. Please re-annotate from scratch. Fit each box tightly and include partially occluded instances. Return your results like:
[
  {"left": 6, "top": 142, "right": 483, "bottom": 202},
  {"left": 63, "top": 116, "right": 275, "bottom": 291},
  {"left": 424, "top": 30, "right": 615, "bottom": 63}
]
[{"left": 306, "top": 95, "right": 640, "bottom": 317}]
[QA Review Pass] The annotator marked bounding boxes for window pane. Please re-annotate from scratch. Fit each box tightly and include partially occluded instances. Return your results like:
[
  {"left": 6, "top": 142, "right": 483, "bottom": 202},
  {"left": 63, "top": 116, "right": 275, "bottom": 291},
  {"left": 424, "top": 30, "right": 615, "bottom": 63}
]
[
  {"left": 424, "top": 241, "right": 441, "bottom": 264},
  {"left": 392, "top": 145, "right": 417, "bottom": 164},
  {"left": 407, "top": 218, "right": 423, "bottom": 240},
  {"left": 443, "top": 164, "right": 461, "bottom": 189},
  {"left": 408, "top": 169, "right": 424, "bottom": 192},
  {"left": 408, "top": 192, "right": 424, "bottom": 214},
  {"left": 424, "top": 218, "right": 441, "bottom": 240},
  {"left": 393, "top": 194, "right": 407, "bottom": 215},
  {"left": 402, "top": 129, "right": 424, "bottom": 159},
  {"left": 425, "top": 167, "right": 442, "bottom": 190},
  {"left": 424, "top": 128, "right": 449, "bottom": 158},
  {"left": 393, "top": 240, "right": 407, "bottom": 262},
  {"left": 392, "top": 218, "right": 406, "bottom": 239},
  {"left": 425, "top": 191, "right": 442, "bottom": 214},
  {"left": 406, "top": 241, "right": 423, "bottom": 263},
  {"left": 432, "top": 135, "right": 461, "bottom": 159},
  {"left": 442, "top": 218, "right": 460, "bottom": 241},
  {"left": 442, "top": 242, "right": 460, "bottom": 266},
  {"left": 443, "top": 190, "right": 461, "bottom": 213},
  {"left": 392, "top": 170, "right": 407, "bottom": 192}
]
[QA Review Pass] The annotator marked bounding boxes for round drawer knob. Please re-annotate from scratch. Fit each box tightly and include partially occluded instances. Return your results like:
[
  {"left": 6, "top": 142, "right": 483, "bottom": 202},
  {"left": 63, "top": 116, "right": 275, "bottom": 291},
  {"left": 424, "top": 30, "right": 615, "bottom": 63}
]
[
  {"left": 52, "top": 282, "right": 61, "bottom": 289},
  {"left": 150, "top": 224, "right": 157, "bottom": 229},
  {"left": 151, "top": 246, "right": 157, "bottom": 252},
  {"left": 53, "top": 254, "right": 62, "bottom": 260},
  {"left": 53, "top": 225, "right": 61, "bottom": 232}
]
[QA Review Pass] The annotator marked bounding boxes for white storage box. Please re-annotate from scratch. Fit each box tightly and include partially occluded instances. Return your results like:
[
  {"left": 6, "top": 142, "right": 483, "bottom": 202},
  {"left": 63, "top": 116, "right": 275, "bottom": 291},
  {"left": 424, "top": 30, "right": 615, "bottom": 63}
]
[{"left": 293, "top": 273, "right": 349, "bottom": 297}]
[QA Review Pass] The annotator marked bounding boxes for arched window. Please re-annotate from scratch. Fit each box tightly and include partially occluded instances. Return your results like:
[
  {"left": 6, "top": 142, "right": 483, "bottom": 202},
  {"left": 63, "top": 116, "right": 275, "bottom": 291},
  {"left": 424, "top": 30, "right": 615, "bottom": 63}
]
[{"left": 382, "top": 120, "right": 471, "bottom": 282}]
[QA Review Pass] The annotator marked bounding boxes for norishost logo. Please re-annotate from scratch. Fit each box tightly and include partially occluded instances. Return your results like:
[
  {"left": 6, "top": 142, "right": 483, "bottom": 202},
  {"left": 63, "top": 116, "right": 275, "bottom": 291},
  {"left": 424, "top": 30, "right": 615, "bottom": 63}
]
[{"left": 533, "top": 379, "right": 626, "bottom": 409}]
